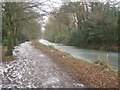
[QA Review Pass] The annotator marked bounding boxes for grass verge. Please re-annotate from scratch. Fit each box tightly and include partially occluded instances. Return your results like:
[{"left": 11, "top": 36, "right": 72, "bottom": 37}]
[
  {"left": 0, "top": 46, "right": 15, "bottom": 63},
  {"left": 32, "top": 40, "right": 119, "bottom": 88}
]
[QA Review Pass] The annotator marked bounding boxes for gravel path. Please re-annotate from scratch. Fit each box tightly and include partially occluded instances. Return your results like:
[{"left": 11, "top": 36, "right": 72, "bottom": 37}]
[{"left": 1, "top": 42, "right": 85, "bottom": 88}]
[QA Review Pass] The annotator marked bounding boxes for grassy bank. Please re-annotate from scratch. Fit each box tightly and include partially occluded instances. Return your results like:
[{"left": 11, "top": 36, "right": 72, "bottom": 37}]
[
  {"left": 32, "top": 40, "right": 119, "bottom": 88},
  {"left": 0, "top": 46, "right": 15, "bottom": 63}
]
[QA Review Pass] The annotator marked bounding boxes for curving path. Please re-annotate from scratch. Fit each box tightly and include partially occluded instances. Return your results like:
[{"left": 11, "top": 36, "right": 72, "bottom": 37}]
[{"left": 1, "top": 42, "right": 85, "bottom": 88}]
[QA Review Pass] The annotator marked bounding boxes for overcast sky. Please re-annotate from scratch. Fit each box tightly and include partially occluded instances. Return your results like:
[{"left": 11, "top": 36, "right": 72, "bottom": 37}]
[{"left": 39, "top": 0, "right": 62, "bottom": 31}]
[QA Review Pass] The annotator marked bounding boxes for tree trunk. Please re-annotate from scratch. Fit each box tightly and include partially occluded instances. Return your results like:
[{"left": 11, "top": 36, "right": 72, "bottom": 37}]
[
  {"left": 5, "top": 3, "right": 14, "bottom": 56},
  {"left": 5, "top": 23, "right": 14, "bottom": 56},
  {"left": 13, "top": 26, "right": 17, "bottom": 46}
]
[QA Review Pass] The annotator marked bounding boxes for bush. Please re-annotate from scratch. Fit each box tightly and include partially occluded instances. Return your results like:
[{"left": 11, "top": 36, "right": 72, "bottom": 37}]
[{"left": 94, "top": 57, "right": 110, "bottom": 68}]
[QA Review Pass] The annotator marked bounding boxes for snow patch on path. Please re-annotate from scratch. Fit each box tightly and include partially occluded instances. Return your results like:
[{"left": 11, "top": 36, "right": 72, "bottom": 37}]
[{"left": 1, "top": 41, "right": 85, "bottom": 88}]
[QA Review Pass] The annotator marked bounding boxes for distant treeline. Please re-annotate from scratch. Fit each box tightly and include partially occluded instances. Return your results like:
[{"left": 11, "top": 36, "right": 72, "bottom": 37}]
[{"left": 44, "top": 2, "right": 119, "bottom": 52}]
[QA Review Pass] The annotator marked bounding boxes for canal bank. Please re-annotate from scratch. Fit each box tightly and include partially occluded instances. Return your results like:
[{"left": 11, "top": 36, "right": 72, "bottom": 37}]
[{"left": 32, "top": 40, "right": 119, "bottom": 88}]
